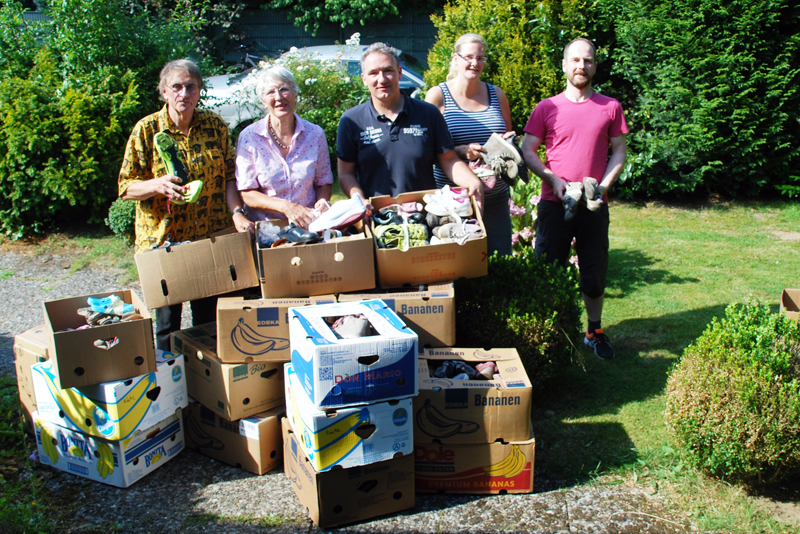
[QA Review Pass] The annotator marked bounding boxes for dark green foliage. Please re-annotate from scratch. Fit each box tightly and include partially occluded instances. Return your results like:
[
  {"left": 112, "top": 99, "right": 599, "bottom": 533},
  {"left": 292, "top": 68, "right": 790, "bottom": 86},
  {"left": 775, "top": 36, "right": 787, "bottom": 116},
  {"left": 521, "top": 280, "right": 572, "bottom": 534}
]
[
  {"left": 454, "top": 250, "right": 581, "bottom": 387},
  {"left": 266, "top": 0, "right": 399, "bottom": 35},
  {"left": 105, "top": 198, "right": 137, "bottom": 244},
  {"left": 614, "top": 0, "right": 800, "bottom": 198},
  {"left": 665, "top": 303, "right": 800, "bottom": 485},
  {"left": 0, "top": 50, "right": 141, "bottom": 238}
]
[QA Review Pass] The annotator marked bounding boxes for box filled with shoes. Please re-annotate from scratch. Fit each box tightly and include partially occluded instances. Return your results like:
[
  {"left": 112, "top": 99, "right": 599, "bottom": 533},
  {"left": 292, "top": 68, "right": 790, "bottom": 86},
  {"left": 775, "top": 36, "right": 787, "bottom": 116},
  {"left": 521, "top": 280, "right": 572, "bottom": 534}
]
[
  {"left": 256, "top": 219, "right": 375, "bottom": 299},
  {"left": 369, "top": 189, "right": 488, "bottom": 288}
]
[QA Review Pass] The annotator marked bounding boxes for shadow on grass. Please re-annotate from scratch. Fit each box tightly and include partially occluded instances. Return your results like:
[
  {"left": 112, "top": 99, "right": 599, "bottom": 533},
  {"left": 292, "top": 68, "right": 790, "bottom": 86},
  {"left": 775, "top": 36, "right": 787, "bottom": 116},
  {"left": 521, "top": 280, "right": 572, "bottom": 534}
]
[
  {"left": 605, "top": 248, "right": 700, "bottom": 298},
  {"left": 532, "top": 304, "right": 729, "bottom": 492}
]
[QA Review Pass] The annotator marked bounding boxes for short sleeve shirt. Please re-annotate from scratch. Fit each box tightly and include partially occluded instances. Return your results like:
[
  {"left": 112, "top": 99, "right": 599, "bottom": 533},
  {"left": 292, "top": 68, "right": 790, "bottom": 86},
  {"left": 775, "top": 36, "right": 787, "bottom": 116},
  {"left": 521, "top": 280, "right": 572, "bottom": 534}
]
[
  {"left": 118, "top": 106, "right": 235, "bottom": 254},
  {"left": 524, "top": 92, "right": 628, "bottom": 202},
  {"left": 235, "top": 114, "right": 333, "bottom": 221},
  {"left": 336, "top": 96, "right": 455, "bottom": 198}
]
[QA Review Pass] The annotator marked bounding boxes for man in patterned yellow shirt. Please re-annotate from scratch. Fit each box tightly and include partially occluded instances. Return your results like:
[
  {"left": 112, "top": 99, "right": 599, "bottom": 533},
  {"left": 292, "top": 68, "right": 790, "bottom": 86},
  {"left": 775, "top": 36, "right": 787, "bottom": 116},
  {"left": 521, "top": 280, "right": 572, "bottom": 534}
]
[{"left": 119, "top": 58, "right": 253, "bottom": 350}]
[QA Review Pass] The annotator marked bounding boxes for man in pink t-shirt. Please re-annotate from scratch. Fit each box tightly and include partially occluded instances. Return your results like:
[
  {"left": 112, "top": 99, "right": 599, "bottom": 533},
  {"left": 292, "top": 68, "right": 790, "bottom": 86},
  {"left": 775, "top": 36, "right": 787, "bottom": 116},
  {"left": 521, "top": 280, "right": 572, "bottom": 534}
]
[{"left": 522, "top": 37, "right": 629, "bottom": 360}]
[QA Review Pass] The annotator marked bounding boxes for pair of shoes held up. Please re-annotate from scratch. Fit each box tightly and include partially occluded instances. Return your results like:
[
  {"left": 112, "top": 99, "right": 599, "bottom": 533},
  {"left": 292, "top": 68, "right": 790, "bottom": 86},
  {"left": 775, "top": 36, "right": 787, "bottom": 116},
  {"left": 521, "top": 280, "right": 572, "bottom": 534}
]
[{"left": 563, "top": 177, "right": 604, "bottom": 220}]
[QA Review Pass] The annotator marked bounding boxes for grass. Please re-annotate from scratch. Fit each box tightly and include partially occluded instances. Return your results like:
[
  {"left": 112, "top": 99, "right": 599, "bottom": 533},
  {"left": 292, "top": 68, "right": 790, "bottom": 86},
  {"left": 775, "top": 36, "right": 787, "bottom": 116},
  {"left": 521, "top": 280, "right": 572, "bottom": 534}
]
[
  {"left": 533, "top": 199, "right": 800, "bottom": 532},
  {"left": 2, "top": 199, "right": 800, "bottom": 531}
]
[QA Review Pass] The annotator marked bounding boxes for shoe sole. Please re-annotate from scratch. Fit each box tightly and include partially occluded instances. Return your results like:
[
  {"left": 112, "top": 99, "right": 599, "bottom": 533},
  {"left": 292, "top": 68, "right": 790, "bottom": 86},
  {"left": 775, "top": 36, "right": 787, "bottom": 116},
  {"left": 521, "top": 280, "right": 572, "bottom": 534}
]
[{"left": 154, "top": 132, "right": 190, "bottom": 183}]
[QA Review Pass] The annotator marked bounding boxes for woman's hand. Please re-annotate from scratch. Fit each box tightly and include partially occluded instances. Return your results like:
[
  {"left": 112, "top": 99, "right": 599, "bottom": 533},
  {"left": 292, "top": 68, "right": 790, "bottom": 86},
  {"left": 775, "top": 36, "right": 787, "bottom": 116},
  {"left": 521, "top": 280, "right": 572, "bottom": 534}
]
[
  {"left": 233, "top": 210, "right": 254, "bottom": 234},
  {"left": 457, "top": 143, "right": 486, "bottom": 162},
  {"left": 283, "top": 201, "right": 316, "bottom": 229}
]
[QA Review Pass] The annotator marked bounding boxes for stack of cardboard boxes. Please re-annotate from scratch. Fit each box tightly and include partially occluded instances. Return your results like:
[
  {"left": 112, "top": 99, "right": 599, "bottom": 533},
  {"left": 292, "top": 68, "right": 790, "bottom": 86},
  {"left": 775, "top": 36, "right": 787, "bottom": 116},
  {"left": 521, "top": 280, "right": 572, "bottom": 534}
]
[
  {"left": 282, "top": 300, "right": 418, "bottom": 528},
  {"left": 14, "top": 290, "right": 187, "bottom": 488}
]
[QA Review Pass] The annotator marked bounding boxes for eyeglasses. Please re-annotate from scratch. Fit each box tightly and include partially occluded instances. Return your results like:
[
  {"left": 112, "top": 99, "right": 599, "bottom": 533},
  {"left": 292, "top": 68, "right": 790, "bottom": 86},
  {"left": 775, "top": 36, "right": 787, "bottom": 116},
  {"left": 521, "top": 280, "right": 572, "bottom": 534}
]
[
  {"left": 456, "top": 53, "right": 488, "bottom": 63},
  {"left": 264, "top": 86, "right": 293, "bottom": 98},
  {"left": 168, "top": 83, "right": 199, "bottom": 94}
]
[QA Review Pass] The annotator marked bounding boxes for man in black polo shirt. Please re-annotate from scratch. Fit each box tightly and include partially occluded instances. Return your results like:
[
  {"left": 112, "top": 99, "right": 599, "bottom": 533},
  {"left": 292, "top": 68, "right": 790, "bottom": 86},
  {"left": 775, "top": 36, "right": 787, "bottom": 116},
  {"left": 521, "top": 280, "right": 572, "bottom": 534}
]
[{"left": 337, "top": 43, "right": 483, "bottom": 206}]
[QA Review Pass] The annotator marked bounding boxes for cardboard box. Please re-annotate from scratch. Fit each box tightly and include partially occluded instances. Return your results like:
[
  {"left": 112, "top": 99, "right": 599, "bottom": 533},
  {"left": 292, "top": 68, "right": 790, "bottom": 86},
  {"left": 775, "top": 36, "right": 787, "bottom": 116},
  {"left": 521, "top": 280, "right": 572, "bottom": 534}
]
[
  {"left": 414, "top": 348, "right": 532, "bottom": 444},
  {"left": 44, "top": 290, "right": 156, "bottom": 389},
  {"left": 290, "top": 300, "right": 418, "bottom": 409},
  {"left": 257, "top": 220, "right": 375, "bottom": 298},
  {"left": 14, "top": 325, "right": 50, "bottom": 434},
  {"left": 370, "top": 191, "right": 488, "bottom": 288},
  {"left": 414, "top": 433, "right": 535, "bottom": 494},
  {"left": 781, "top": 289, "right": 800, "bottom": 321},
  {"left": 285, "top": 363, "right": 413, "bottom": 471},
  {"left": 338, "top": 284, "right": 455, "bottom": 349},
  {"left": 216, "top": 295, "right": 335, "bottom": 363},
  {"left": 172, "top": 323, "right": 284, "bottom": 421},
  {"left": 184, "top": 401, "right": 283, "bottom": 475},
  {"left": 136, "top": 229, "right": 259, "bottom": 309},
  {"left": 34, "top": 410, "right": 185, "bottom": 488},
  {"left": 32, "top": 352, "right": 188, "bottom": 441},
  {"left": 283, "top": 418, "right": 415, "bottom": 529}
]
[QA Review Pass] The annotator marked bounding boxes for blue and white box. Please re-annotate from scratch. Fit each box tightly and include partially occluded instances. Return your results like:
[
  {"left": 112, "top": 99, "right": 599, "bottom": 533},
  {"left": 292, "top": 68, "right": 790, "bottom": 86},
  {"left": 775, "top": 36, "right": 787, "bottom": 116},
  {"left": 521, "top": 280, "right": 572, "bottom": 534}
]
[
  {"left": 289, "top": 299, "right": 418, "bottom": 408},
  {"left": 284, "top": 363, "right": 413, "bottom": 471}
]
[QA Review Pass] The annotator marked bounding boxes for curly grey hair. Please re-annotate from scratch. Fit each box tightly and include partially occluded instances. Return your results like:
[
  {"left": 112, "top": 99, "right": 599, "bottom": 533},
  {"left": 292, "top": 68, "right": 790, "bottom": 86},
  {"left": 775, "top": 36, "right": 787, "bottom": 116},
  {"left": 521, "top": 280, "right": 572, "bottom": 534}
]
[{"left": 256, "top": 66, "right": 300, "bottom": 105}]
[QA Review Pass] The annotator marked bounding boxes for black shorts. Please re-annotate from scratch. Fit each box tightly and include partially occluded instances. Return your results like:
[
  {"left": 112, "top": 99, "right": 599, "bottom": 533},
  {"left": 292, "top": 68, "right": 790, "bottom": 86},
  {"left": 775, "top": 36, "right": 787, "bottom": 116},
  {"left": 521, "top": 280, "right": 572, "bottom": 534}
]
[{"left": 534, "top": 199, "right": 609, "bottom": 298}]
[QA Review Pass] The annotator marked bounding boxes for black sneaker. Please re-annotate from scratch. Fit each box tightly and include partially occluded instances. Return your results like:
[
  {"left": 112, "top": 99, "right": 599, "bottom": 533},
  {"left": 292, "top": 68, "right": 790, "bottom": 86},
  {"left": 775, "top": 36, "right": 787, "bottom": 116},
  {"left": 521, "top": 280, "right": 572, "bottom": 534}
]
[{"left": 584, "top": 329, "right": 615, "bottom": 359}]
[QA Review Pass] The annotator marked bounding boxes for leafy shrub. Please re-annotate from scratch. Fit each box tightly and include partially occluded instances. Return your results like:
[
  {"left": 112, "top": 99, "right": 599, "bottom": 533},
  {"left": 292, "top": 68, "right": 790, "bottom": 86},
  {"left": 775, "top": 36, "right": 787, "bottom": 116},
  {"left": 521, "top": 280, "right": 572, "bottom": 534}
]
[
  {"left": 454, "top": 249, "right": 581, "bottom": 387},
  {"left": 0, "top": 50, "right": 141, "bottom": 238},
  {"left": 614, "top": 0, "right": 800, "bottom": 198},
  {"left": 105, "top": 198, "right": 136, "bottom": 244},
  {"left": 665, "top": 302, "right": 800, "bottom": 485}
]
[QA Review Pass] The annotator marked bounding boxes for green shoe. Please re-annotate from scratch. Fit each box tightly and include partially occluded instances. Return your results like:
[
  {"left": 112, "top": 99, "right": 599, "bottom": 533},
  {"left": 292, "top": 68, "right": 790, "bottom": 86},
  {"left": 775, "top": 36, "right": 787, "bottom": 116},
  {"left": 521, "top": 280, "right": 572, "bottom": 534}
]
[
  {"left": 154, "top": 131, "right": 190, "bottom": 184},
  {"left": 172, "top": 179, "right": 204, "bottom": 205}
]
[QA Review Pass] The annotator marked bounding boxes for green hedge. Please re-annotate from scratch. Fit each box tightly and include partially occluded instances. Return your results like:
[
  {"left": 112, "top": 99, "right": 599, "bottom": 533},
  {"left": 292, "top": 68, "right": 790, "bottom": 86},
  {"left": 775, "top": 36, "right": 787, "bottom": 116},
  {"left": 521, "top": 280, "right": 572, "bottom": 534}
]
[{"left": 665, "top": 303, "right": 800, "bottom": 485}]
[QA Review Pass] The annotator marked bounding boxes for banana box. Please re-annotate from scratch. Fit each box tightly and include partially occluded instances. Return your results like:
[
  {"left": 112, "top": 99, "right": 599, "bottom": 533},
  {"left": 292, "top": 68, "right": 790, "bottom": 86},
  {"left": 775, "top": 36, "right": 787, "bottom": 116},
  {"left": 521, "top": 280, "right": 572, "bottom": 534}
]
[
  {"left": 184, "top": 401, "right": 283, "bottom": 475},
  {"left": 414, "top": 348, "right": 532, "bottom": 444},
  {"left": 43, "top": 290, "right": 156, "bottom": 389},
  {"left": 282, "top": 418, "right": 415, "bottom": 529},
  {"left": 172, "top": 323, "right": 285, "bottom": 421},
  {"left": 289, "top": 299, "right": 418, "bottom": 409},
  {"left": 414, "top": 432, "right": 536, "bottom": 494},
  {"left": 337, "top": 283, "right": 455, "bottom": 349},
  {"left": 14, "top": 325, "right": 50, "bottom": 434},
  {"left": 32, "top": 351, "right": 188, "bottom": 441},
  {"left": 284, "top": 363, "right": 413, "bottom": 471},
  {"left": 216, "top": 295, "right": 335, "bottom": 363},
  {"left": 34, "top": 410, "right": 185, "bottom": 488}
]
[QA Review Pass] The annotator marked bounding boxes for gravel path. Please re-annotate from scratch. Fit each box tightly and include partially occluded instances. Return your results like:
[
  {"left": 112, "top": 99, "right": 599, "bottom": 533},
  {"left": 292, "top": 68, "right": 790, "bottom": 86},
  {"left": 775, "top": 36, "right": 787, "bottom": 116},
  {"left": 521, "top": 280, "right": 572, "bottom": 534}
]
[{"left": 0, "top": 250, "right": 690, "bottom": 533}]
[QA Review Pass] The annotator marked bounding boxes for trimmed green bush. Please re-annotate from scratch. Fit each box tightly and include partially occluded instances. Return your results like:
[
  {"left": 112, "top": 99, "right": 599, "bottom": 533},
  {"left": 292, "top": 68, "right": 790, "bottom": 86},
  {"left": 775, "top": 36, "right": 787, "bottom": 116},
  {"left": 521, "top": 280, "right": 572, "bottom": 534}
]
[
  {"left": 454, "top": 249, "right": 581, "bottom": 387},
  {"left": 665, "top": 302, "right": 800, "bottom": 485},
  {"left": 105, "top": 198, "right": 136, "bottom": 245}
]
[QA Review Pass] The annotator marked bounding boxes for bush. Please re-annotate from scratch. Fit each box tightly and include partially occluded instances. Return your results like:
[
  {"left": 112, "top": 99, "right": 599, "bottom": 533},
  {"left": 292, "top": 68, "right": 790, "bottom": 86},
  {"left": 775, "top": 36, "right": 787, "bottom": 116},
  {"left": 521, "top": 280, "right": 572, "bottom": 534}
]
[
  {"left": 454, "top": 249, "right": 581, "bottom": 387},
  {"left": 105, "top": 198, "right": 136, "bottom": 245},
  {"left": 665, "top": 302, "right": 800, "bottom": 485},
  {"left": 614, "top": 0, "right": 800, "bottom": 198},
  {"left": 0, "top": 50, "right": 141, "bottom": 238}
]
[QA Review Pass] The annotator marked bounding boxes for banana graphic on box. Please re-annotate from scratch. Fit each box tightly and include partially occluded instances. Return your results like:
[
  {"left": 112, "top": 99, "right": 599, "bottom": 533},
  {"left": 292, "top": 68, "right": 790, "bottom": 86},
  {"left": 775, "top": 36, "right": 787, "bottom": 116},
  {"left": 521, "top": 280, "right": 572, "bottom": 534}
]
[
  {"left": 95, "top": 441, "right": 115, "bottom": 480},
  {"left": 34, "top": 363, "right": 158, "bottom": 440},
  {"left": 484, "top": 444, "right": 526, "bottom": 478},
  {"left": 231, "top": 318, "right": 289, "bottom": 356},
  {"left": 184, "top": 412, "right": 225, "bottom": 451},
  {"left": 415, "top": 399, "right": 479, "bottom": 438},
  {"left": 38, "top": 424, "right": 59, "bottom": 464}
]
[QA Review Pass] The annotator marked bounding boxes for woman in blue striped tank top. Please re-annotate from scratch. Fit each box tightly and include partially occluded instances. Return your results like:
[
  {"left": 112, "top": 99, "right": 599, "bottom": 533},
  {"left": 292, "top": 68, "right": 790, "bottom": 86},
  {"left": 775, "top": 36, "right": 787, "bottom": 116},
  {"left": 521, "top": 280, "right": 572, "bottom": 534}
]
[{"left": 425, "top": 33, "right": 515, "bottom": 256}]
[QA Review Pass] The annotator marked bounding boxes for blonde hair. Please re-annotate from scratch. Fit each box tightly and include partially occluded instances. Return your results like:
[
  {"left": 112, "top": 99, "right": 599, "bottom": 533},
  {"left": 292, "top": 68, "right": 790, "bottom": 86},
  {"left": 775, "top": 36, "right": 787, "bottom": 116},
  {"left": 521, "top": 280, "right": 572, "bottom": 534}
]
[{"left": 446, "top": 33, "right": 487, "bottom": 81}]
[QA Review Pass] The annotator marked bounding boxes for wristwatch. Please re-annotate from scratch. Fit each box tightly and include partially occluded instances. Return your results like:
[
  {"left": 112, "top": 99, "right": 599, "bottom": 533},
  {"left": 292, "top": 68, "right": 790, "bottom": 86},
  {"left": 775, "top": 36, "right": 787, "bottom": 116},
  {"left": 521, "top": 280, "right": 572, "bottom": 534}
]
[{"left": 233, "top": 208, "right": 246, "bottom": 216}]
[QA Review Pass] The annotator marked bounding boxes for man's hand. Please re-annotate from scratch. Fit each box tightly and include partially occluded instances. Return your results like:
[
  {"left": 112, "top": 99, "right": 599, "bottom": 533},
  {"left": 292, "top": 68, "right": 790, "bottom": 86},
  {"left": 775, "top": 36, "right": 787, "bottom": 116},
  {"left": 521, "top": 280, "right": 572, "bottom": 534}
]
[
  {"left": 553, "top": 177, "right": 568, "bottom": 202},
  {"left": 157, "top": 175, "right": 187, "bottom": 200}
]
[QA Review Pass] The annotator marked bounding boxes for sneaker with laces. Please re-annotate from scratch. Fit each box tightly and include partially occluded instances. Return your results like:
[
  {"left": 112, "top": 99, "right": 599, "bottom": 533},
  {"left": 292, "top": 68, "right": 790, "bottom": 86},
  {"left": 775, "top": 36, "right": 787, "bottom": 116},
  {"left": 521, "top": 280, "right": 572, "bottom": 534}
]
[
  {"left": 583, "top": 177, "right": 603, "bottom": 211},
  {"left": 423, "top": 186, "right": 473, "bottom": 217},
  {"left": 584, "top": 329, "right": 615, "bottom": 359},
  {"left": 563, "top": 182, "right": 583, "bottom": 221}
]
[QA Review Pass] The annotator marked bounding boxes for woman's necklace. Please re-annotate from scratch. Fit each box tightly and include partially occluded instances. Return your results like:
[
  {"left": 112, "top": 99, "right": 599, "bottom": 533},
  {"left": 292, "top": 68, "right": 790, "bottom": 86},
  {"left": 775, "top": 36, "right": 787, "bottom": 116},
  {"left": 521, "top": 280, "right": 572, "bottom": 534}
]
[{"left": 269, "top": 120, "right": 291, "bottom": 150}]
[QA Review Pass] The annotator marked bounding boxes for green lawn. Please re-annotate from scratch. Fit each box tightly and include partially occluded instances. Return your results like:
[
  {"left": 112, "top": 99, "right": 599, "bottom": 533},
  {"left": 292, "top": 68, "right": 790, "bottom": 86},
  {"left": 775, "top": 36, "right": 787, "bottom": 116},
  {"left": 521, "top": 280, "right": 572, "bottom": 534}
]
[{"left": 534, "top": 199, "right": 800, "bottom": 532}]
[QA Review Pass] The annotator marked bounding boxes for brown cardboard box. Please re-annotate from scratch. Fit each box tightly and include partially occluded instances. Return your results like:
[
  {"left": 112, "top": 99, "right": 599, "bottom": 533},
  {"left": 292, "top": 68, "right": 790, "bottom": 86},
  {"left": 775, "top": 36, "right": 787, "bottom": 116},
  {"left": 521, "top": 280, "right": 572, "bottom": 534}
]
[
  {"left": 414, "top": 432, "right": 535, "bottom": 494},
  {"left": 136, "top": 229, "right": 259, "bottom": 309},
  {"left": 257, "top": 220, "right": 375, "bottom": 298},
  {"left": 282, "top": 418, "right": 415, "bottom": 529},
  {"left": 338, "top": 284, "right": 455, "bottom": 349},
  {"left": 172, "top": 323, "right": 284, "bottom": 421},
  {"left": 370, "top": 190, "right": 488, "bottom": 288},
  {"left": 781, "top": 289, "right": 800, "bottom": 321},
  {"left": 184, "top": 401, "right": 283, "bottom": 475},
  {"left": 414, "top": 348, "right": 532, "bottom": 444},
  {"left": 43, "top": 290, "right": 156, "bottom": 389},
  {"left": 14, "top": 325, "right": 49, "bottom": 433},
  {"left": 216, "top": 295, "right": 335, "bottom": 363}
]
